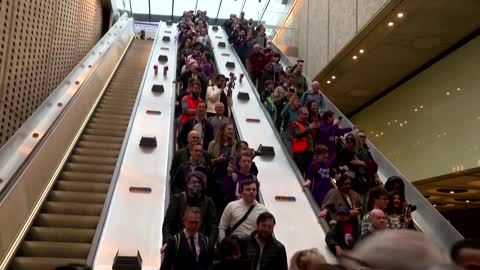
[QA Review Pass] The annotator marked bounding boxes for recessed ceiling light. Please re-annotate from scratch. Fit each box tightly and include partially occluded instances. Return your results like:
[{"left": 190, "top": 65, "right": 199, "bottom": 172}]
[
  {"left": 380, "top": 132, "right": 384, "bottom": 135},
  {"left": 404, "top": 120, "right": 407, "bottom": 124},
  {"left": 397, "top": 12, "right": 404, "bottom": 18},
  {"left": 387, "top": 122, "right": 391, "bottom": 125},
  {"left": 446, "top": 92, "right": 450, "bottom": 95},
  {"left": 433, "top": 204, "right": 437, "bottom": 207},
  {"left": 414, "top": 108, "right": 418, "bottom": 112},
  {"left": 352, "top": 55, "right": 358, "bottom": 60},
  {"left": 466, "top": 200, "right": 470, "bottom": 203},
  {"left": 399, "top": 123, "right": 403, "bottom": 127},
  {"left": 394, "top": 120, "right": 398, "bottom": 123},
  {"left": 420, "top": 105, "right": 424, "bottom": 109},
  {"left": 359, "top": 49, "right": 365, "bottom": 54},
  {"left": 450, "top": 191, "right": 455, "bottom": 194},
  {"left": 327, "top": 80, "right": 331, "bottom": 84},
  {"left": 388, "top": 22, "right": 394, "bottom": 27},
  {"left": 331, "top": 75, "right": 336, "bottom": 80},
  {"left": 457, "top": 87, "right": 461, "bottom": 91}
]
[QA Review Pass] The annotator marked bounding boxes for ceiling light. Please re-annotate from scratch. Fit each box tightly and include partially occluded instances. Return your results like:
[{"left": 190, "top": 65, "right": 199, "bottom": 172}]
[
  {"left": 359, "top": 49, "right": 365, "bottom": 54},
  {"left": 394, "top": 120, "right": 398, "bottom": 123},
  {"left": 380, "top": 132, "right": 384, "bottom": 135},
  {"left": 414, "top": 108, "right": 418, "bottom": 112},
  {"left": 404, "top": 120, "right": 407, "bottom": 124},
  {"left": 446, "top": 92, "right": 450, "bottom": 95},
  {"left": 420, "top": 105, "right": 424, "bottom": 109},
  {"left": 466, "top": 200, "right": 470, "bottom": 203},
  {"left": 397, "top": 12, "right": 404, "bottom": 18},
  {"left": 399, "top": 123, "right": 403, "bottom": 127},
  {"left": 433, "top": 204, "right": 437, "bottom": 207},
  {"left": 331, "top": 75, "right": 336, "bottom": 80},
  {"left": 352, "top": 55, "right": 358, "bottom": 60},
  {"left": 388, "top": 22, "right": 394, "bottom": 27},
  {"left": 457, "top": 87, "right": 461, "bottom": 91},
  {"left": 450, "top": 191, "right": 455, "bottom": 194},
  {"left": 327, "top": 80, "right": 331, "bottom": 84},
  {"left": 387, "top": 122, "right": 391, "bottom": 125}
]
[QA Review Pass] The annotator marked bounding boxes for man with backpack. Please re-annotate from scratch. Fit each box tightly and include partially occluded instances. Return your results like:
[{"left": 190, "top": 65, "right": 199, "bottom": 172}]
[{"left": 161, "top": 207, "right": 213, "bottom": 270}]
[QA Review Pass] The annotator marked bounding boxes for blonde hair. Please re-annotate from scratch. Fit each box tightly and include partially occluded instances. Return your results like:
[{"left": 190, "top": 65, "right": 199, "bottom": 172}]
[{"left": 289, "top": 248, "right": 326, "bottom": 270}]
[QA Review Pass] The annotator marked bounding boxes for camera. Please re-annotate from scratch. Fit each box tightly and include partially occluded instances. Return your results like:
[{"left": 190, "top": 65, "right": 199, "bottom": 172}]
[{"left": 408, "top": 204, "right": 417, "bottom": 212}]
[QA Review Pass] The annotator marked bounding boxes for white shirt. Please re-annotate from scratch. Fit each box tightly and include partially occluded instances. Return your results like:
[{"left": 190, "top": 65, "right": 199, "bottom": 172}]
[
  {"left": 218, "top": 199, "right": 268, "bottom": 242},
  {"left": 206, "top": 85, "right": 224, "bottom": 114}
]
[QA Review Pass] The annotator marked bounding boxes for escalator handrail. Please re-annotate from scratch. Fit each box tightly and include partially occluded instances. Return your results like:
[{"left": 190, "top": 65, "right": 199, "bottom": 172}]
[
  {"left": 270, "top": 43, "right": 463, "bottom": 248},
  {"left": 0, "top": 13, "right": 131, "bottom": 202}
]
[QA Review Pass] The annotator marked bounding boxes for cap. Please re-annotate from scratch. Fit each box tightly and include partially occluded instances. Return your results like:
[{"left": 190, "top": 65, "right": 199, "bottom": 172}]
[{"left": 336, "top": 207, "right": 350, "bottom": 215}]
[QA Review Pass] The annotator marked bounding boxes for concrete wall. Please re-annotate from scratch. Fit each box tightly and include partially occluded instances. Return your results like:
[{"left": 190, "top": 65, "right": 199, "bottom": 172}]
[{"left": 275, "top": 0, "right": 388, "bottom": 79}]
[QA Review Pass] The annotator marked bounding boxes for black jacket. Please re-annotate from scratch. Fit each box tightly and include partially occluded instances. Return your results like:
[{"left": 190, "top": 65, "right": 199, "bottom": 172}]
[
  {"left": 170, "top": 147, "right": 211, "bottom": 178},
  {"left": 172, "top": 160, "right": 211, "bottom": 194},
  {"left": 177, "top": 117, "right": 214, "bottom": 150},
  {"left": 160, "top": 231, "right": 212, "bottom": 270},
  {"left": 163, "top": 192, "right": 218, "bottom": 245},
  {"left": 325, "top": 221, "right": 359, "bottom": 254},
  {"left": 245, "top": 231, "right": 288, "bottom": 270}
]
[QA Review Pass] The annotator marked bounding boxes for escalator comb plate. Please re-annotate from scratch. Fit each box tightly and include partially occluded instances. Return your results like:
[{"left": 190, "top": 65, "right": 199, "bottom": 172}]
[
  {"left": 162, "top": 36, "right": 171, "bottom": 42},
  {"left": 218, "top": 41, "right": 226, "bottom": 48},
  {"left": 212, "top": 26, "right": 219, "bottom": 31},
  {"left": 151, "top": 84, "right": 164, "bottom": 93},
  {"left": 158, "top": 55, "right": 168, "bottom": 62},
  {"left": 225, "top": 61, "right": 235, "bottom": 68},
  {"left": 139, "top": 136, "right": 157, "bottom": 148},
  {"left": 237, "top": 91, "right": 249, "bottom": 101}
]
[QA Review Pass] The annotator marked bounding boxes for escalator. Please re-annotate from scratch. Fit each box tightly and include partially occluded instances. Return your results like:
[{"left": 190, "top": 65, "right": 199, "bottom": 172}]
[
  {"left": 9, "top": 39, "right": 152, "bottom": 270},
  {"left": 209, "top": 26, "right": 462, "bottom": 250}
]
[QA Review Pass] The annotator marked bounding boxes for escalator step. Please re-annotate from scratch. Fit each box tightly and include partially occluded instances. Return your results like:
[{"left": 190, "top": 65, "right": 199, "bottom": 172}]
[
  {"left": 29, "top": 227, "right": 95, "bottom": 243},
  {"left": 43, "top": 202, "right": 103, "bottom": 216},
  {"left": 55, "top": 181, "right": 110, "bottom": 193},
  {"left": 70, "top": 154, "right": 118, "bottom": 165},
  {"left": 83, "top": 128, "right": 126, "bottom": 137},
  {"left": 36, "top": 214, "right": 99, "bottom": 229},
  {"left": 64, "top": 163, "right": 116, "bottom": 174},
  {"left": 85, "top": 122, "right": 127, "bottom": 132},
  {"left": 49, "top": 191, "right": 107, "bottom": 204},
  {"left": 19, "top": 241, "right": 90, "bottom": 258},
  {"left": 73, "top": 147, "right": 120, "bottom": 157},
  {"left": 11, "top": 257, "right": 86, "bottom": 270},
  {"left": 60, "top": 171, "right": 112, "bottom": 183},
  {"left": 90, "top": 117, "right": 129, "bottom": 126},
  {"left": 93, "top": 112, "right": 131, "bottom": 120},
  {"left": 77, "top": 141, "right": 122, "bottom": 151}
]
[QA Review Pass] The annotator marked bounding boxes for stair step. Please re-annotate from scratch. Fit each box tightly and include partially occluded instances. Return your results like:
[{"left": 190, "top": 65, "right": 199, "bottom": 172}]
[
  {"left": 65, "top": 162, "right": 115, "bottom": 174},
  {"left": 29, "top": 227, "right": 95, "bottom": 243},
  {"left": 70, "top": 154, "right": 118, "bottom": 165},
  {"left": 73, "top": 147, "right": 120, "bottom": 157},
  {"left": 11, "top": 257, "right": 86, "bottom": 270},
  {"left": 90, "top": 117, "right": 129, "bottom": 126},
  {"left": 55, "top": 181, "right": 110, "bottom": 193},
  {"left": 19, "top": 241, "right": 90, "bottom": 259},
  {"left": 36, "top": 214, "right": 99, "bottom": 229},
  {"left": 43, "top": 202, "right": 103, "bottom": 216},
  {"left": 83, "top": 128, "right": 126, "bottom": 137},
  {"left": 60, "top": 171, "right": 112, "bottom": 183},
  {"left": 49, "top": 191, "right": 106, "bottom": 204}
]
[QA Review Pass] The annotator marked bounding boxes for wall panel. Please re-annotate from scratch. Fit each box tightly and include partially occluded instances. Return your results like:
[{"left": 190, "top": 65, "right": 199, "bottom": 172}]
[{"left": 0, "top": 0, "right": 104, "bottom": 146}]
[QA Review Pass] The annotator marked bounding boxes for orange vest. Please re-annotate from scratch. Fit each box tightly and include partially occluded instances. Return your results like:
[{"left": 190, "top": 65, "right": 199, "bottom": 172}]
[
  {"left": 180, "top": 95, "right": 202, "bottom": 123},
  {"left": 292, "top": 121, "right": 309, "bottom": 153}
]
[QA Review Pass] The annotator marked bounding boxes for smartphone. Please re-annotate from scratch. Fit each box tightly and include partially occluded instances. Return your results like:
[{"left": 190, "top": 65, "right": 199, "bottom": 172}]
[{"left": 338, "top": 116, "right": 343, "bottom": 121}]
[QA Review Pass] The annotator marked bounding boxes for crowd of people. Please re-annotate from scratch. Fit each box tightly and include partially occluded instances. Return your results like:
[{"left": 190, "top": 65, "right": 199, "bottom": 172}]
[{"left": 55, "top": 10, "right": 480, "bottom": 270}]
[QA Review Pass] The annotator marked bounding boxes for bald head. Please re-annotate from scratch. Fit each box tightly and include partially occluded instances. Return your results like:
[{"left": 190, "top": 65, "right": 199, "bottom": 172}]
[
  {"left": 370, "top": 209, "right": 387, "bottom": 231},
  {"left": 187, "top": 130, "right": 201, "bottom": 146},
  {"left": 214, "top": 102, "right": 225, "bottom": 115},
  {"left": 312, "top": 81, "right": 321, "bottom": 92}
]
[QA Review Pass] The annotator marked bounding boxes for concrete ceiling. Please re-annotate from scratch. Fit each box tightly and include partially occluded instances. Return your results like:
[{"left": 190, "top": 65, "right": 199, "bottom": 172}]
[
  {"left": 414, "top": 168, "right": 480, "bottom": 211},
  {"left": 314, "top": 0, "right": 480, "bottom": 116}
]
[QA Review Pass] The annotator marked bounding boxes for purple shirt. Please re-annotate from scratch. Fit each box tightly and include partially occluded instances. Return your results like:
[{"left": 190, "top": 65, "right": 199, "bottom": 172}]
[
  {"left": 316, "top": 121, "right": 352, "bottom": 159},
  {"left": 222, "top": 170, "right": 256, "bottom": 204},
  {"left": 307, "top": 160, "right": 332, "bottom": 206}
]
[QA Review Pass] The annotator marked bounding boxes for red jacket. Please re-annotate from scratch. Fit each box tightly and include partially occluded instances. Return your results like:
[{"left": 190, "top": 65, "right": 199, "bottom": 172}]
[{"left": 249, "top": 51, "right": 267, "bottom": 73}]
